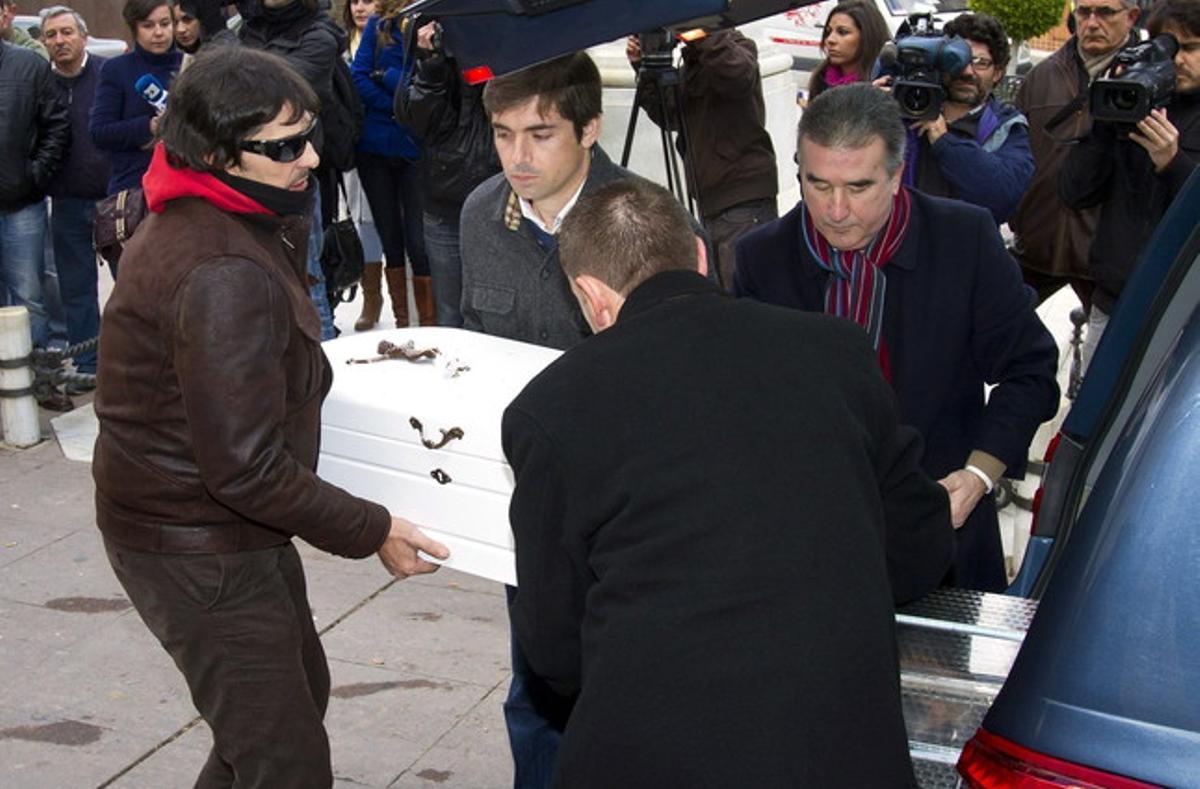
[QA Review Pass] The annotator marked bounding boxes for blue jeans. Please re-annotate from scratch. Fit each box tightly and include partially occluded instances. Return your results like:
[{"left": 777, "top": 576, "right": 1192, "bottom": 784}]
[
  {"left": 0, "top": 200, "right": 49, "bottom": 347},
  {"left": 504, "top": 586, "right": 564, "bottom": 789},
  {"left": 423, "top": 212, "right": 463, "bottom": 328},
  {"left": 50, "top": 198, "right": 101, "bottom": 373},
  {"left": 307, "top": 186, "right": 336, "bottom": 341},
  {"left": 41, "top": 223, "right": 68, "bottom": 349}
]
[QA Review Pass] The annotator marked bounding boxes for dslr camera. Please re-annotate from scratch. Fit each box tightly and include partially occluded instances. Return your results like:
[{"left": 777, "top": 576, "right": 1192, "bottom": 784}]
[
  {"left": 880, "top": 13, "right": 972, "bottom": 121},
  {"left": 1090, "top": 34, "right": 1178, "bottom": 124}
]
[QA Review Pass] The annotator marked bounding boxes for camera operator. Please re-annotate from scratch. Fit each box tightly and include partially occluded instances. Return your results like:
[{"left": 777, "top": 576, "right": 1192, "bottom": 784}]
[
  {"left": 626, "top": 28, "right": 778, "bottom": 290},
  {"left": 1011, "top": 0, "right": 1142, "bottom": 310},
  {"left": 1060, "top": 0, "right": 1200, "bottom": 366},
  {"left": 394, "top": 19, "right": 500, "bottom": 327},
  {"left": 904, "top": 13, "right": 1034, "bottom": 225}
]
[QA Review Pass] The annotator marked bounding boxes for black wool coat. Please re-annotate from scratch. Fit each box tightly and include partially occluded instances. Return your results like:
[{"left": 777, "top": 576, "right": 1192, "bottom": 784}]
[
  {"left": 734, "top": 191, "right": 1060, "bottom": 591},
  {"left": 502, "top": 270, "right": 955, "bottom": 789}
]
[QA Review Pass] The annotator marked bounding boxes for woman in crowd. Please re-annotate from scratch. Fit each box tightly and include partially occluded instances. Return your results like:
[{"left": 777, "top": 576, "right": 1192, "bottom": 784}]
[
  {"left": 351, "top": 0, "right": 433, "bottom": 327},
  {"left": 339, "top": 0, "right": 387, "bottom": 331},
  {"left": 90, "top": 0, "right": 180, "bottom": 196},
  {"left": 807, "top": 0, "right": 888, "bottom": 100}
]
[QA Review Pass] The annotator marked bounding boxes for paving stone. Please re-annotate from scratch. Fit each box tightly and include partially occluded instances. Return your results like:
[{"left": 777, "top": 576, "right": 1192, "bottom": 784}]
[
  {"left": 0, "top": 706, "right": 167, "bottom": 789},
  {"left": 0, "top": 527, "right": 126, "bottom": 607},
  {"left": 320, "top": 575, "right": 511, "bottom": 688}
]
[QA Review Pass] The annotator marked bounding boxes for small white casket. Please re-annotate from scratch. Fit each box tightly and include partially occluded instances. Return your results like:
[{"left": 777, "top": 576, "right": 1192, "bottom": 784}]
[{"left": 318, "top": 328, "right": 562, "bottom": 586}]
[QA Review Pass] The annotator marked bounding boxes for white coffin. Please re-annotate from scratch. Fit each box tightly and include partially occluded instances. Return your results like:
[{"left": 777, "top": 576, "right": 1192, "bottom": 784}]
[{"left": 318, "top": 328, "right": 562, "bottom": 586}]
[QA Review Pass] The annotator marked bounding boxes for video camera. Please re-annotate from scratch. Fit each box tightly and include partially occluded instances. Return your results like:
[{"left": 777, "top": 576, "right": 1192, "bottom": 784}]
[
  {"left": 878, "top": 14, "right": 972, "bottom": 121},
  {"left": 637, "top": 28, "right": 679, "bottom": 71},
  {"left": 1090, "top": 34, "right": 1178, "bottom": 124}
]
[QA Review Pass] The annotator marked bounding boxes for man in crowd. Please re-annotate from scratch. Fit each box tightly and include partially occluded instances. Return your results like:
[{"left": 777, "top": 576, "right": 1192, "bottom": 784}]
[
  {"left": 504, "top": 178, "right": 954, "bottom": 788},
  {"left": 1061, "top": 0, "right": 1200, "bottom": 366},
  {"left": 0, "top": 27, "right": 69, "bottom": 374},
  {"left": 1011, "top": 0, "right": 1141, "bottom": 308},
  {"left": 1, "top": 0, "right": 49, "bottom": 58},
  {"left": 459, "top": 51, "right": 657, "bottom": 787},
  {"left": 626, "top": 27, "right": 778, "bottom": 289},
  {"left": 735, "top": 84, "right": 1059, "bottom": 592},
  {"left": 906, "top": 12, "right": 1033, "bottom": 224},
  {"left": 238, "top": 0, "right": 346, "bottom": 339},
  {"left": 42, "top": 5, "right": 110, "bottom": 394},
  {"left": 394, "top": 19, "right": 501, "bottom": 328}
]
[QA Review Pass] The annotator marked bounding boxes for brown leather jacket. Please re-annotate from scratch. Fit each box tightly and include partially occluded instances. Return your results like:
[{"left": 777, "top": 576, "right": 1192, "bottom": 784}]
[
  {"left": 93, "top": 159, "right": 389, "bottom": 558},
  {"left": 1010, "top": 38, "right": 1099, "bottom": 280}
]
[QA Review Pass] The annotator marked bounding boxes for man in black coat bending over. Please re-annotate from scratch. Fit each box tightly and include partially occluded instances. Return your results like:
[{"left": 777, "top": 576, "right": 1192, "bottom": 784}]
[{"left": 501, "top": 179, "right": 955, "bottom": 789}]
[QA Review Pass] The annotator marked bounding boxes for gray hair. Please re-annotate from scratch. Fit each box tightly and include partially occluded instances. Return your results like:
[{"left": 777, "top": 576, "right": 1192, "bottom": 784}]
[
  {"left": 798, "top": 83, "right": 906, "bottom": 177},
  {"left": 40, "top": 5, "right": 88, "bottom": 35}
]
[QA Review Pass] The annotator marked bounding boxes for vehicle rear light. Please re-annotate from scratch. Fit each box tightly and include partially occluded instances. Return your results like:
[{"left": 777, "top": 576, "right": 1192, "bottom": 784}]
[
  {"left": 462, "top": 65, "right": 495, "bottom": 85},
  {"left": 1027, "top": 432, "right": 1063, "bottom": 537},
  {"left": 958, "top": 729, "right": 1160, "bottom": 789}
]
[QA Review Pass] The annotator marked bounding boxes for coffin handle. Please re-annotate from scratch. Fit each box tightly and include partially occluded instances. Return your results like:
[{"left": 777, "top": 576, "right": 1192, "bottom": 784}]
[{"left": 409, "top": 416, "right": 465, "bottom": 450}]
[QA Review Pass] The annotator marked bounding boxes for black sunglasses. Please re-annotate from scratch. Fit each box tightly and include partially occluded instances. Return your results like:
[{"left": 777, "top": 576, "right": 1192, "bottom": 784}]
[{"left": 238, "top": 117, "right": 319, "bottom": 163}]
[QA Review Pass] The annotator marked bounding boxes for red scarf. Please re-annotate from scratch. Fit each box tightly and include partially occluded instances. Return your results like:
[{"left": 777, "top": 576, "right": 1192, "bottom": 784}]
[{"left": 801, "top": 187, "right": 912, "bottom": 378}]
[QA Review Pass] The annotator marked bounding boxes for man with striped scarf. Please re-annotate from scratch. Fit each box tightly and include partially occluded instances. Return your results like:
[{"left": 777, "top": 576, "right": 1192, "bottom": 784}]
[{"left": 734, "top": 83, "right": 1059, "bottom": 592}]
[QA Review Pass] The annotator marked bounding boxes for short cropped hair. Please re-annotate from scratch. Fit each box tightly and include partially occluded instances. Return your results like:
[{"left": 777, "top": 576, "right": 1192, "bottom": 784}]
[
  {"left": 122, "top": 0, "right": 170, "bottom": 35},
  {"left": 944, "top": 12, "right": 1011, "bottom": 71},
  {"left": 158, "top": 46, "right": 319, "bottom": 172},
  {"left": 483, "top": 52, "right": 602, "bottom": 141},
  {"left": 1148, "top": 0, "right": 1200, "bottom": 37},
  {"left": 559, "top": 180, "right": 698, "bottom": 295},
  {"left": 798, "top": 83, "right": 906, "bottom": 176},
  {"left": 40, "top": 6, "right": 89, "bottom": 35}
]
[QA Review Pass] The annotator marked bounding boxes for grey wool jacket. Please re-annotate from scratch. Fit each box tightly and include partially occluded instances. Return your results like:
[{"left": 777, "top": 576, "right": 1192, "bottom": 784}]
[{"left": 458, "top": 146, "right": 649, "bottom": 351}]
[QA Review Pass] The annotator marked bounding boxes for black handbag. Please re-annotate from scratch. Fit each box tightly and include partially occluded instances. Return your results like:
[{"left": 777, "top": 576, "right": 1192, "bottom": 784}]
[
  {"left": 320, "top": 176, "right": 365, "bottom": 307},
  {"left": 93, "top": 186, "right": 148, "bottom": 267}
]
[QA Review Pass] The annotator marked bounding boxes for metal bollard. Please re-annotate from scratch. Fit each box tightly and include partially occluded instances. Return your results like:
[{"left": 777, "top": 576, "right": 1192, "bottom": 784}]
[{"left": 0, "top": 306, "right": 41, "bottom": 448}]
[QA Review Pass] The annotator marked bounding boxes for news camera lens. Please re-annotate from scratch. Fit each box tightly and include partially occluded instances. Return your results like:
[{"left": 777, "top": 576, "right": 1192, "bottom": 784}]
[
  {"left": 901, "top": 87, "right": 932, "bottom": 117},
  {"left": 1112, "top": 89, "right": 1140, "bottom": 112}
]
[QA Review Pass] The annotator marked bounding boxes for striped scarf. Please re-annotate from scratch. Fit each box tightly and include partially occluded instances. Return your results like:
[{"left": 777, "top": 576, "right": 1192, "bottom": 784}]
[{"left": 801, "top": 187, "right": 912, "bottom": 365}]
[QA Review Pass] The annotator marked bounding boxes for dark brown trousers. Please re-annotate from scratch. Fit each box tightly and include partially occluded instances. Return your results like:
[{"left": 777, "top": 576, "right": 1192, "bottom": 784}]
[{"left": 104, "top": 539, "right": 332, "bottom": 788}]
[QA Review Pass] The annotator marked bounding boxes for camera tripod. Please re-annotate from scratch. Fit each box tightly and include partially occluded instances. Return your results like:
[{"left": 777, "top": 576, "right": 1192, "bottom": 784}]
[{"left": 620, "top": 50, "right": 704, "bottom": 219}]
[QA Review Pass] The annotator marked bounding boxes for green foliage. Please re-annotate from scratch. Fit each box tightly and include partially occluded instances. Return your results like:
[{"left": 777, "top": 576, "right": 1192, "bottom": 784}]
[{"left": 968, "top": 0, "right": 1066, "bottom": 43}]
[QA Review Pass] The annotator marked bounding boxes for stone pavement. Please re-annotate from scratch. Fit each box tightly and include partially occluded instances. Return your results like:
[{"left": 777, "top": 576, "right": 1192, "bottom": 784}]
[{"left": 0, "top": 406, "right": 516, "bottom": 788}]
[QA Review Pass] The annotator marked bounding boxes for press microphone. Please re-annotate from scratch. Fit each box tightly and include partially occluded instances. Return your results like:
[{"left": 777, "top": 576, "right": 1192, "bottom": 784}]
[
  {"left": 878, "top": 42, "right": 899, "bottom": 69},
  {"left": 872, "top": 42, "right": 899, "bottom": 81},
  {"left": 135, "top": 73, "right": 169, "bottom": 113}
]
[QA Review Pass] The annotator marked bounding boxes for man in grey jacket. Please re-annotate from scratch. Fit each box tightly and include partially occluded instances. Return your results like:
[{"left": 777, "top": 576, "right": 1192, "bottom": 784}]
[
  {"left": 459, "top": 51, "right": 654, "bottom": 789},
  {"left": 459, "top": 52, "right": 656, "bottom": 352}
]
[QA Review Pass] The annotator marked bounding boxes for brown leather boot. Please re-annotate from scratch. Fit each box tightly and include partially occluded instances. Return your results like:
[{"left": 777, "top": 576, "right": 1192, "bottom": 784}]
[
  {"left": 412, "top": 275, "right": 436, "bottom": 326},
  {"left": 354, "top": 262, "right": 383, "bottom": 331},
  {"left": 384, "top": 266, "right": 410, "bottom": 328}
]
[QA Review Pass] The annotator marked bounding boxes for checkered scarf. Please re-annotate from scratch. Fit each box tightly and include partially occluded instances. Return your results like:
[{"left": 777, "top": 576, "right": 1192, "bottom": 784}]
[{"left": 801, "top": 188, "right": 912, "bottom": 363}]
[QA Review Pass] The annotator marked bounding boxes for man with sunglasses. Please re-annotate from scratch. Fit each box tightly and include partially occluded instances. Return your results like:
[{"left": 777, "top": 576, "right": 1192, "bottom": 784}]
[
  {"left": 904, "top": 13, "right": 1034, "bottom": 225},
  {"left": 93, "top": 47, "right": 448, "bottom": 787},
  {"left": 1011, "top": 0, "right": 1141, "bottom": 310}
]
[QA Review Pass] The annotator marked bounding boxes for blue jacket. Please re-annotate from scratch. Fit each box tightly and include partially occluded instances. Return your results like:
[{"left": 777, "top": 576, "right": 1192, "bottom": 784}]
[
  {"left": 89, "top": 45, "right": 181, "bottom": 194},
  {"left": 351, "top": 16, "right": 420, "bottom": 159},
  {"left": 906, "top": 97, "right": 1033, "bottom": 224},
  {"left": 49, "top": 54, "right": 110, "bottom": 200},
  {"left": 734, "top": 191, "right": 1059, "bottom": 591}
]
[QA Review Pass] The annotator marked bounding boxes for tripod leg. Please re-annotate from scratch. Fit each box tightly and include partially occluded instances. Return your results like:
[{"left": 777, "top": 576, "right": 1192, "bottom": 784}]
[{"left": 621, "top": 79, "right": 641, "bottom": 169}]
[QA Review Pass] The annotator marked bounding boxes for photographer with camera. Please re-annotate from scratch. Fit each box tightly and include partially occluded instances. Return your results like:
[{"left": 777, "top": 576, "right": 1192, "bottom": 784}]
[
  {"left": 1060, "top": 0, "right": 1200, "bottom": 366},
  {"left": 902, "top": 13, "right": 1034, "bottom": 225},
  {"left": 626, "top": 27, "right": 778, "bottom": 290},
  {"left": 394, "top": 19, "right": 500, "bottom": 327},
  {"left": 1011, "top": 0, "right": 1142, "bottom": 310}
]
